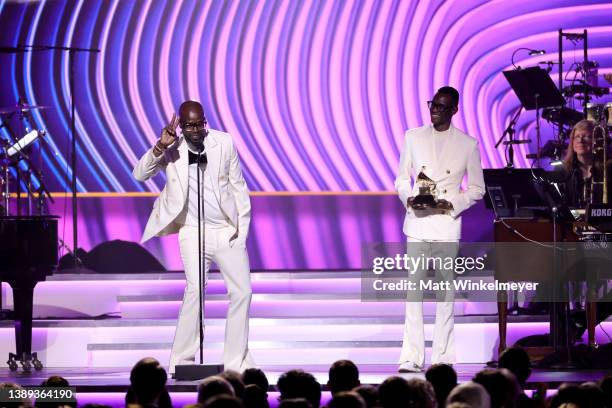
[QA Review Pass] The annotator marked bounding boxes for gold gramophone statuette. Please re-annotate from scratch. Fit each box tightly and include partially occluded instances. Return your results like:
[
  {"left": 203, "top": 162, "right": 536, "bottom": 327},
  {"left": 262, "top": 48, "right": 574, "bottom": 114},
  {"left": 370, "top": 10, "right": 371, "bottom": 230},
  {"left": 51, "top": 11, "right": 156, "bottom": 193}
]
[{"left": 412, "top": 171, "right": 438, "bottom": 209}]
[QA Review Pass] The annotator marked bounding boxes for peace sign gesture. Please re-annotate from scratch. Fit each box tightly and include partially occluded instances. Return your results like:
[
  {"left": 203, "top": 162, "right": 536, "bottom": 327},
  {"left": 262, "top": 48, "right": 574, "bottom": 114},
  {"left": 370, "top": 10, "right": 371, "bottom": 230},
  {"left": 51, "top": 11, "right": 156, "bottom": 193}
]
[{"left": 159, "top": 113, "right": 179, "bottom": 148}]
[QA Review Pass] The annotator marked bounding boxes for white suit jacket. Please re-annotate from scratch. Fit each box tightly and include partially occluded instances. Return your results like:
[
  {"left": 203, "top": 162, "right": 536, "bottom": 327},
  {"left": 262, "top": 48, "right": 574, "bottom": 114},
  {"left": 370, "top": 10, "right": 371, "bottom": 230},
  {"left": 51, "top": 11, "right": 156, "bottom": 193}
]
[
  {"left": 133, "top": 129, "right": 251, "bottom": 244},
  {"left": 394, "top": 124, "right": 485, "bottom": 241}
]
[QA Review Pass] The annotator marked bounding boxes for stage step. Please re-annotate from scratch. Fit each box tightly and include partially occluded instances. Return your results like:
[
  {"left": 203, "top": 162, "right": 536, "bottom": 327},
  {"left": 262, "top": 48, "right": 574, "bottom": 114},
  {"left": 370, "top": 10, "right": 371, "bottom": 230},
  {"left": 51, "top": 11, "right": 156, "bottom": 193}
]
[
  {"left": 116, "top": 296, "right": 481, "bottom": 319},
  {"left": 2, "top": 272, "right": 501, "bottom": 318},
  {"left": 2, "top": 271, "right": 604, "bottom": 369}
]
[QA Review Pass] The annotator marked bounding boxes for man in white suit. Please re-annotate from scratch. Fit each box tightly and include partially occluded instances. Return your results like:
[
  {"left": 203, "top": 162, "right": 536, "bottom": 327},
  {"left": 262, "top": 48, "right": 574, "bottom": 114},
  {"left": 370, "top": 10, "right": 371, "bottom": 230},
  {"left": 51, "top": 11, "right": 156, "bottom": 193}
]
[
  {"left": 133, "top": 100, "right": 254, "bottom": 374},
  {"left": 395, "top": 86, "right": 485, "bottom": 372}
]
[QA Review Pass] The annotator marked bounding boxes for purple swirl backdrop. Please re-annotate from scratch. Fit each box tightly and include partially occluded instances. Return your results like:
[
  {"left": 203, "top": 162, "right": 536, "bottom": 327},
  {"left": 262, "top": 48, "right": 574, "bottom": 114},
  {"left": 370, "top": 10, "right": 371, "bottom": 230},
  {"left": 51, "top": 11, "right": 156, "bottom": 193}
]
[{"left": 1, "top": 0, "right": 611, "bottom": 193}]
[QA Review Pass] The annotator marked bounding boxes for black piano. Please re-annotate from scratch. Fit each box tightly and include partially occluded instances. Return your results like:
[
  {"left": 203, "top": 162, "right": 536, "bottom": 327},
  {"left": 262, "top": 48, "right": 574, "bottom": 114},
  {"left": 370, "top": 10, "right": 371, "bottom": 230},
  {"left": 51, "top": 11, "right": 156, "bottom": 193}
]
[{"left": 0, "top": 216, "right": 58, "bottom": 371}]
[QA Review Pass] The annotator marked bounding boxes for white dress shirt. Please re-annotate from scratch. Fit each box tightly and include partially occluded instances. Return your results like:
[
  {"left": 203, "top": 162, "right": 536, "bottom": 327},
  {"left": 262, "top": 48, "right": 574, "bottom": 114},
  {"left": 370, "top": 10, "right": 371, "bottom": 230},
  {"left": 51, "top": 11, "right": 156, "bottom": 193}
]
[{"left": 184, "top": 150, "right": 227, "bottom": 227}]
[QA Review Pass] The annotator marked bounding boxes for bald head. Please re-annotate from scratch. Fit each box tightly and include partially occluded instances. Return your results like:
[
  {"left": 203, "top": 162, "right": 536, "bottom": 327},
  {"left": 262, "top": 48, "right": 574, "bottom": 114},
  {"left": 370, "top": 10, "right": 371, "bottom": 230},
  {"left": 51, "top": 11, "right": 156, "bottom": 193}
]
[
  {"left": 178, "top": 100, "right": 208, "bottom": 150},
  {"left": 179, "top": 100, "right": 205, "bottom": 124}
]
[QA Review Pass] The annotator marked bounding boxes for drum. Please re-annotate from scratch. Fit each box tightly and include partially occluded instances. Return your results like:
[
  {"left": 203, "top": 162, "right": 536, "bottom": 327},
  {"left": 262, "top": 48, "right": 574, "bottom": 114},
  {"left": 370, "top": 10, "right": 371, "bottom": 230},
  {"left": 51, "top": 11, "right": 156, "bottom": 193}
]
[{"left": 586, "top": 103, "right": 606, "bottom": 122}]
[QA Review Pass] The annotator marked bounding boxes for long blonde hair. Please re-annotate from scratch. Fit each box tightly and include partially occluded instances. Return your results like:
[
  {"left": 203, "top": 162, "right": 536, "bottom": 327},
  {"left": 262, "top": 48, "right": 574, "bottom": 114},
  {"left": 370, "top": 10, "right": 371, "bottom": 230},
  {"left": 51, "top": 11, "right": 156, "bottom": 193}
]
[{"left": 563, "top": 119, "right": 596, "bottom": 170}]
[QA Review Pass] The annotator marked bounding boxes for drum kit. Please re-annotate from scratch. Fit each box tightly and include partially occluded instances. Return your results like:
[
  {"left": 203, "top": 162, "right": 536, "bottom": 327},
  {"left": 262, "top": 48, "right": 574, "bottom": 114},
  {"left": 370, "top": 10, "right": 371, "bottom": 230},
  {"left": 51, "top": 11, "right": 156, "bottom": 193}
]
[
  {"left": 0, "top": 100, "right": 53, "bottom": 216},
  {"left": 542, "top": 82, "right": 611, "bottom": 136},
  {"left": 586, "top": 102, "right": 612, "bottom": 127},
  {"left": 540, "top": 59, "right": 612, "bottom": 162}
]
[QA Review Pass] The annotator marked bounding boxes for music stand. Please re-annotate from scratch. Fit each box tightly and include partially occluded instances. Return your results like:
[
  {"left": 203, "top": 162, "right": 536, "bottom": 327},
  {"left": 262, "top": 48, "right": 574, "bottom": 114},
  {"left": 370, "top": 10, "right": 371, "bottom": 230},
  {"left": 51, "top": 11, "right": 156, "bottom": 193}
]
[
  {"left": 503, "top": 67, "right": 566, "bottom": 167},
  {"left": 483, "top": 168, "right": 548, "bottom": 218}
]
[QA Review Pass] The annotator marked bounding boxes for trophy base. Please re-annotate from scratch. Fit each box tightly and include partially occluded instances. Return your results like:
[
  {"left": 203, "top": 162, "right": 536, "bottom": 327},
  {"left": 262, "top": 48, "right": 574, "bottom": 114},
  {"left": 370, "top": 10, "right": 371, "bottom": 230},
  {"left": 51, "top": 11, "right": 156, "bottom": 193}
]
[{"left": 412, "top": 195, "right": 438, "bottom": 209}]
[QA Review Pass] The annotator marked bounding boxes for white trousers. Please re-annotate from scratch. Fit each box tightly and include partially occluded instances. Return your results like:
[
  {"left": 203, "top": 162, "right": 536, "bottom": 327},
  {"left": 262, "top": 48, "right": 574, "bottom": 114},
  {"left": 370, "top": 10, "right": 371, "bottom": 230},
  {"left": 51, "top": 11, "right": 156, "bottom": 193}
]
[
  {"left": 399, "top": 240, "right": 458, "bottom": 366},
  {"left": 169, "top": 224, "right": 255, "bottom": 373}
]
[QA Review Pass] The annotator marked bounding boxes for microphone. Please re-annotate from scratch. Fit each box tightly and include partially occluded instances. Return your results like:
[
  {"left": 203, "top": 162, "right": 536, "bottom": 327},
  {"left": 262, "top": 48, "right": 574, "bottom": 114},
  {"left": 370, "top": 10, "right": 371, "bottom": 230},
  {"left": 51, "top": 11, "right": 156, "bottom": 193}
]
[
  {"left": 528, "top": 49, "right": 546, "bottom": 56},
  {"left": 7, "top": 129, "right": 45, "bottom": 157}
]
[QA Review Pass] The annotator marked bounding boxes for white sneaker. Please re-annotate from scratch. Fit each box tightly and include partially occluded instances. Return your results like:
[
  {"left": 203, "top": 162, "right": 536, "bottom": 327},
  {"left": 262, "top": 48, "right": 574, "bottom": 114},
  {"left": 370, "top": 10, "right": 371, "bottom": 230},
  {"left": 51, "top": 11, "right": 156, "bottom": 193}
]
[{"left": 398, "top": 361, "right": 423, "bottom": 373}]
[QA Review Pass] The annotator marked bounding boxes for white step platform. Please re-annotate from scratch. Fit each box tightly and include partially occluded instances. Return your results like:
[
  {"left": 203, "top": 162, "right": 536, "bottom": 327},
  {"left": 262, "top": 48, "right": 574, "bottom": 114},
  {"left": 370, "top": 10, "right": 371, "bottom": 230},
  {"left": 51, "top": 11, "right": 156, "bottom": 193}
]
[{"left": 1, "top": 272, "right": 609, "bottom": 369}]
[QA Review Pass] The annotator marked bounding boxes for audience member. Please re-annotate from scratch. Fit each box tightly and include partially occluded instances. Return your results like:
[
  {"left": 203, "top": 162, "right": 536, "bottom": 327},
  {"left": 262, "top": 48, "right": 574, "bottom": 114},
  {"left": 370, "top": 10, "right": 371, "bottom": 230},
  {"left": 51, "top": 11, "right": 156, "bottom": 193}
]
[
  {"left": 446, "top": 403, "right": 472, "bottom": 408},
  {"left": 243, "top": 368, "right": 270, "bottom": 393},
  {"left": 277, "top": 369, "right": 321, "bottom": 408},
  {"left": 243, "top": 384, "right": 269, "bottom": 408},
  {"left": 198, "top": 375, "right": 235, "bottom": 405},
  {"left": 446, "top": 381, "right": 491, "bottom": 408},
  {"left": 378, "top": 376, "right": 435, "bottom": 408},
  {"left": 0, "top": 382, "right": 32, "bottom": 408},
  {"left": 498, "top": 347, "right": 532, "bottom": 388},
  {"left": 579, "top": 381, "right": 605, "bottom": 408},
  {"left": 221, "top": 370, "right": 246, "bottom": 399},
  {"left": 278, "top": 398, "right": 313, "bottom": 408},
  {"left": 378, "top": 376, "right": 410, "bottom": 408},
  {"left": 600, "top": 375, "right": 612, "bottom": 408},
  {"left": 425, "top": 363, "right": 457, "bottom": 407},
  {"left": 127, "top": 357, "right": 169, "bottom": 408},
  {"left": 203, "top": 395, "right": 245, "bottom": 408},
  {"left": 353, "top": 384, "right": 378, "bottom": 408},
  {"left": 327, "top": 391, "right": 366, "bottom": 408},
  {"left": 37, "top": 375, "right": 76, "bottom": 408},
  {"left": 473, "top": 368, "right": 520, "bottom": 408},
  {"left": 328, "top": 360, "right": 360, "bottom": 396},
  {"left": 498, "top": 347, "right": 535, "bottom": 408}
]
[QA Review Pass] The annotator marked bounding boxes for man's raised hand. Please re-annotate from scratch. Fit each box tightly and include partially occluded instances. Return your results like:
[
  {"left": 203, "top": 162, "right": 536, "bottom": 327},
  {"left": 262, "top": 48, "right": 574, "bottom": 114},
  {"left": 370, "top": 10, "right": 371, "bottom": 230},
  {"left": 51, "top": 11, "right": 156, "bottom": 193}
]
[{"left": 159, "top": 113, "right": 179, "bottom": 148}]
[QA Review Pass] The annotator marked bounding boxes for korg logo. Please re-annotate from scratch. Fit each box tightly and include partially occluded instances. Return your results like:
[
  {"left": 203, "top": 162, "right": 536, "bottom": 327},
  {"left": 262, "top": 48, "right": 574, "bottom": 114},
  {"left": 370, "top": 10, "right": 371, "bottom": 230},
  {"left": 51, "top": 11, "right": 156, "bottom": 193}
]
[{"left": 591, "top": 208, "right": 612, "bottom": 217}]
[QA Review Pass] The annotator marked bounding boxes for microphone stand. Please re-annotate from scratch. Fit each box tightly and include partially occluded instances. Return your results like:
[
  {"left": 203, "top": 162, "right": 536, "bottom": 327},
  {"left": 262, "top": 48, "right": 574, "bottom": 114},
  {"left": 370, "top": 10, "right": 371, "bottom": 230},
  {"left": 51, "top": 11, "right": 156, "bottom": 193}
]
[
  {"left": 175, "top": 141, "right": 222, "bottom": 380},
  {"left": 197, "top": 148, "right": 205, "bottom": 366},
  {"left": 495, "top": 106, "right": 523, "bottom": 168}
]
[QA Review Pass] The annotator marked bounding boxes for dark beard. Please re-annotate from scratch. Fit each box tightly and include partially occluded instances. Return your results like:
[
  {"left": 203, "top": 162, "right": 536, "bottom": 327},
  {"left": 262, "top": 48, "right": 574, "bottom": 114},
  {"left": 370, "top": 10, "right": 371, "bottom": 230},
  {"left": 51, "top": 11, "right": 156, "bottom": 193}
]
[{"left": 184, "top": 131, "right": 205, "bottom": 152}]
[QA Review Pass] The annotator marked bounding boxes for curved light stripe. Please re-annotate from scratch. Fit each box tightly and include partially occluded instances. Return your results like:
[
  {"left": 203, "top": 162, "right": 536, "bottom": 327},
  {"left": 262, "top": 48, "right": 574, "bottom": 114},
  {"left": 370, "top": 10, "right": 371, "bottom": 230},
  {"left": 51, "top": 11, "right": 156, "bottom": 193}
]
[
  {"left": 26, "top": 0, "right": 89, "bottom": 191},
  {"left": 92, "top": 0, "right": 143, "bottom": 192},
  {"left": 286, "top": 1, "right": 340, "bottom": 190},
  {"left": 310, "top": 0, "right": 362, "bottom": 190},
  {"left": 239, "top": 1, "right": 296, "bottom": 190},
  {"left": 384, "top": 0, "right": 411, "bottom": 150},
  {"left": 232, "top": 2, "right": 272, "bottom": 188},
  {"left": 128, "top": 0, "right": 156, "bottom": 146},
  {"left": 263, "top": 0, "right": 313, "bottom": 190},
  {"left": 158, "top": 1, "right": 182, "bottom": 122},
  {"left": 2, "top": 0, "right": 611, "bottom": 192},
  {"left": 367, "top": 0, "right": 398, "bottom": 187},
  {"left": 62, "top": 0, "right": 119, "bottom": 191}
]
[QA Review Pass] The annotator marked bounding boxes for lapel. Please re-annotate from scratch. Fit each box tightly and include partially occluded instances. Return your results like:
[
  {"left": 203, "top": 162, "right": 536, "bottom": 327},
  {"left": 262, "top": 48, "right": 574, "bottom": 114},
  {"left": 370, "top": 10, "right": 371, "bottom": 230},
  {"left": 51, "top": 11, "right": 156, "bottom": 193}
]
[
  {"left": 175, "top": 138, "right": 189, "bottom": 197},
  {"left": 204, "top": 131, "right": 221, "bottom": 202}
]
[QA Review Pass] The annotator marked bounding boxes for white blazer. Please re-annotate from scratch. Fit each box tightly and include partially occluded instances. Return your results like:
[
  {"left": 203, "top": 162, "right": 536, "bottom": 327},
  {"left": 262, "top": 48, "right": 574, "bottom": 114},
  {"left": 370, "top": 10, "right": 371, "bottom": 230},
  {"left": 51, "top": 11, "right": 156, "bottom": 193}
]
[
  {"left": 395, "top": 124, "right": 485, "bottom": 241},
  {"left": 133, "top": 129, "right": 251, "bottom": 244}
]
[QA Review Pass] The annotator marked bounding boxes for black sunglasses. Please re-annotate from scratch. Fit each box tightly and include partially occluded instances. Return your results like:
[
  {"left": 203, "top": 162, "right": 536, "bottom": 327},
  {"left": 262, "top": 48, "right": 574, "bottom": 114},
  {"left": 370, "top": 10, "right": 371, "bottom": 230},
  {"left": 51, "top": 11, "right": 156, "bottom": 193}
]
[
  {"left": 181, "top": 120, "right": 208, "bottom": 131},
  {"left": 427, "top": 101, "right": 455, "bottom": 111}
]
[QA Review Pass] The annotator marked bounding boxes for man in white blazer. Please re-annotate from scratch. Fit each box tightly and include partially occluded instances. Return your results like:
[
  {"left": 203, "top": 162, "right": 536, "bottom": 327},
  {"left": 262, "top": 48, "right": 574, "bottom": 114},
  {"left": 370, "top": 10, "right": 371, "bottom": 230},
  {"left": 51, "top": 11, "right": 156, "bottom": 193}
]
[
  {"left": 133, "top": 100, "right": 254, "bottom": 374},
  {"left": 394, "top": 87, "right": 485, "bottom": 372}
]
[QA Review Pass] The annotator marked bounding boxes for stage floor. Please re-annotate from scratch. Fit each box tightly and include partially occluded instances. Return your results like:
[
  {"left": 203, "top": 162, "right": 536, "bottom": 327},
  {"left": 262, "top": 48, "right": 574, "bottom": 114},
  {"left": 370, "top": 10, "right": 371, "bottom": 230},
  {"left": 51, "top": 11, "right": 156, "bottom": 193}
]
[{"left": 1, "top": 364, "right": 610, "bottom": 391}]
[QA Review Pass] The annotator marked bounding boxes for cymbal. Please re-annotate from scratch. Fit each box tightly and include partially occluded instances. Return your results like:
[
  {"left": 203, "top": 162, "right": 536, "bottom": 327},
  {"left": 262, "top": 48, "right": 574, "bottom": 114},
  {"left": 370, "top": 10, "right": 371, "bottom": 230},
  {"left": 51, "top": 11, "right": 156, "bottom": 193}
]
[{"left": 0, "top": 104, "right": 49, "bottom": 114}]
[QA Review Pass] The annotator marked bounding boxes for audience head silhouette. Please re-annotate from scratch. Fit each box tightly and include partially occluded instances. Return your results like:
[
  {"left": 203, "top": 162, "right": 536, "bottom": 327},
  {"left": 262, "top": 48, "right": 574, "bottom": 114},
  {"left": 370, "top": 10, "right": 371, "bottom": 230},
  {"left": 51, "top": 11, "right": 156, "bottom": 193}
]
[
  {"left": 128, "top": 357, "right": 168, "bottom": 407},
  {"left": 198, "top": 375, "right": 236, "bottom": 405},
  {"left": 328, "top": 360, "right": 360, "bottom": 396},
  {"left": 277, "top": 370, "right": 322, "bottom": 408}
]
